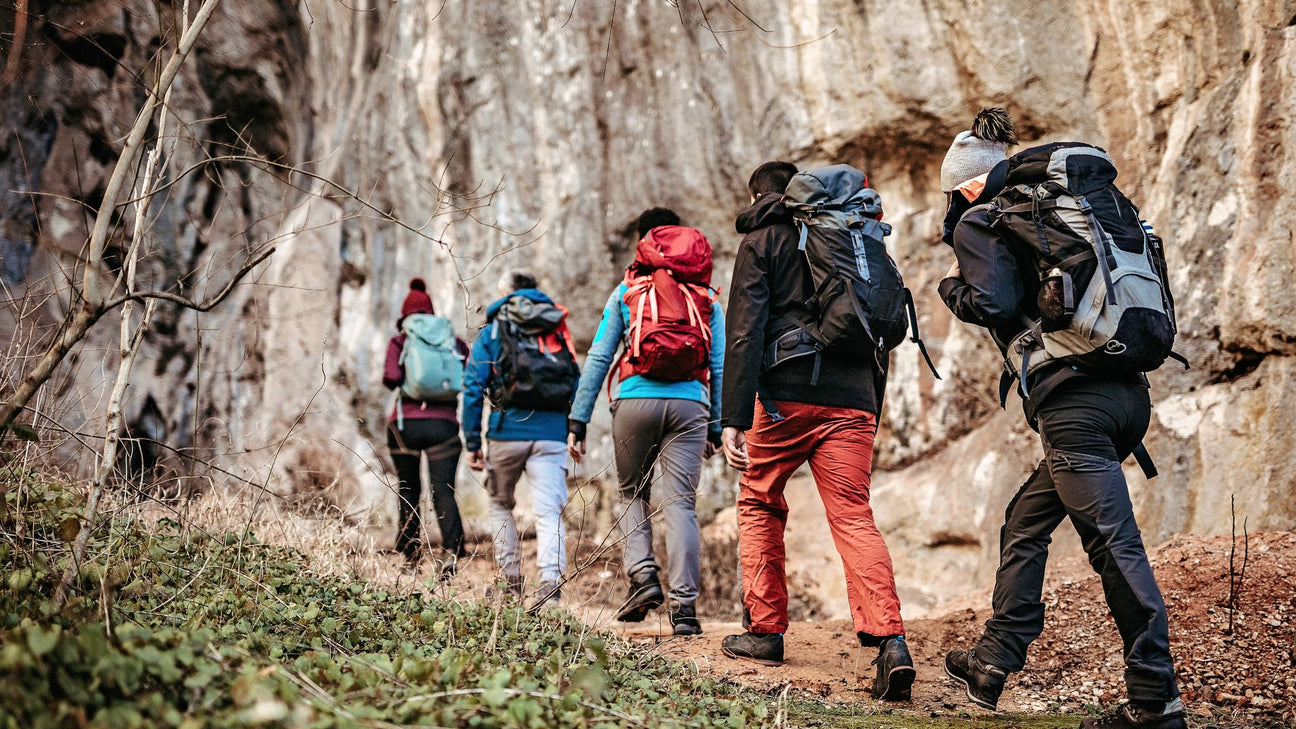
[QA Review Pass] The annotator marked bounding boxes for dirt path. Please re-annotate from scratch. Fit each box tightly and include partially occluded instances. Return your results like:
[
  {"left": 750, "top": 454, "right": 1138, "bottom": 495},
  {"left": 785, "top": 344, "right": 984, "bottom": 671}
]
[
  {"left": 429, "top": 529, "right": 1295, "bottom": 727},
  {"left": 614, "top": 617, "right": 1014, "bottom": 713}
]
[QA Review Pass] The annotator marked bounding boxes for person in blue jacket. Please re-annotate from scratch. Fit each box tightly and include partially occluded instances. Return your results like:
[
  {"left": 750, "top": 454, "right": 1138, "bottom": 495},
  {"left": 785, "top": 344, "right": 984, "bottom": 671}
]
[
  {"left": 463, "top": 270, "right": 579, "bottom": 611},
  {"left": 567, "top": 208, "right": 724, "bottom": 636}
]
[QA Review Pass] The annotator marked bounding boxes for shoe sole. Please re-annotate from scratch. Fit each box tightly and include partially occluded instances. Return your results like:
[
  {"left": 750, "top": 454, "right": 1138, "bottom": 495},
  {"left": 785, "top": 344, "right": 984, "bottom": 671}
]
[
  {"left": 721, "top": 646, "right": 783, "bottom": 667},
  {"left": 944, "top": 665, "right": 998, "bottom": 711},
  {"left": 672, "top": 625, "right": 703, "bottom": 637},
  {"left": 877, "top": 666, "right": 916, "bottom": 701},
  {"left": 615, "top": 588, "right": 664, "bottom": 622}
]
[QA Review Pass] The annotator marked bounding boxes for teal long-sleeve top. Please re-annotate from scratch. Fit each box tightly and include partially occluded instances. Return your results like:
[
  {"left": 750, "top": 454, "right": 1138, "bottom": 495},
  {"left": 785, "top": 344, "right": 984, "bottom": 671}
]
[{"left": 569, "top": 283, "right": 724, "bottom": 433}]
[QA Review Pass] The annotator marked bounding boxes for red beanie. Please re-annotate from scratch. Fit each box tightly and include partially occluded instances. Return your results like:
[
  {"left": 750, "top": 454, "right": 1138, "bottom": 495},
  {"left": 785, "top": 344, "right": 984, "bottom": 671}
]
[{"left": 400, "top": 278, "right": 435, "bottom": 319}]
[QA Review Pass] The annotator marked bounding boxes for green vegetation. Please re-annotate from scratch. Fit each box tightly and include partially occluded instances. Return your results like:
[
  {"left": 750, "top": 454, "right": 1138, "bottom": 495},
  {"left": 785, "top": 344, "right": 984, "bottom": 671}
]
[
  {"left": 788, "top": 702, "right": 1078, "bottom": 728},
  {"left": 0, "top": 466, "right": 767, "bottom": 728}
]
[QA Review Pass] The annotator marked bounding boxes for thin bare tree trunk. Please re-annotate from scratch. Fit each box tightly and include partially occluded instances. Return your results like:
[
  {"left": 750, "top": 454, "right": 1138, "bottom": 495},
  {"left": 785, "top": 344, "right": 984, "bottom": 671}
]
[
  {"left": 54, "top": 3, "right": 181, "bottom": 605},
  {"left": 1, "top": 0, "right": 29, "bottom": 86},
  {"left": 54, "top": 299, "right": 154, "bottom": 606}
]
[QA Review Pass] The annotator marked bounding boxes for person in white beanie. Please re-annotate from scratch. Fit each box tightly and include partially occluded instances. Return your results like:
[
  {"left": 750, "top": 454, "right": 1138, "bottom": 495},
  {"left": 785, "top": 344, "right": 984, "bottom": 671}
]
[
  {"left": 939, "top": 107, "right": 1016, "bottom": 247},
  {"left": 937, "top": 111, "right": 1187, "bottom": 729}
]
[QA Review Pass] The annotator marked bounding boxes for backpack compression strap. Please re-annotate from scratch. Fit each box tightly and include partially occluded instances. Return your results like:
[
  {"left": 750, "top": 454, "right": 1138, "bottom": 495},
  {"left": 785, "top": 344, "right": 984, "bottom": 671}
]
[
  {"left": 903, "top": 289, "right": 941, "bottom": 379},
  {"left": 1132, "top": 442, "right": 1158, "bottom": 480}
]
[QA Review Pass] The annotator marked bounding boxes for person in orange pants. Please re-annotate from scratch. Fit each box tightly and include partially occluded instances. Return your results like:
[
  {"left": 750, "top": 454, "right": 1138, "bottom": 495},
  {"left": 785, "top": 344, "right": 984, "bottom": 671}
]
[
  {"left": 720, "top": 160, "right": 915, "bottom": 701},
  {"left": 738, "top": 401, "right": 904, "bottom": 641}
]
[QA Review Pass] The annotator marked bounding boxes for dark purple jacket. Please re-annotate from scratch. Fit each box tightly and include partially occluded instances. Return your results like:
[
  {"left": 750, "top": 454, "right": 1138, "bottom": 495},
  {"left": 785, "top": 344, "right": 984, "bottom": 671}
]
[{"left": 384, "top": 334, "right": 468, "bottom": 424}]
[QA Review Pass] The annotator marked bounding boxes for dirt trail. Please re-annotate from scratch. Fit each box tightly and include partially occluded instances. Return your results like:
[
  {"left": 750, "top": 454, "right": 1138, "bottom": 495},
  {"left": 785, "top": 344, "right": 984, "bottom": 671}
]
[
  {"left": 433, "top": 528, "right": 1295, "bottom": 726},
  {"left": 603, "top": 532, "right": 1296, "bottom": 726},
  {"left": 615, "top": 617, "right": 1017, "bottom": 712}
]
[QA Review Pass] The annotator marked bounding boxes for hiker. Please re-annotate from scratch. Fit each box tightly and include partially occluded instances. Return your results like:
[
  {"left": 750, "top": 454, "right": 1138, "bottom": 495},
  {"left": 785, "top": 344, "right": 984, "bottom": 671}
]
[
  {"left": 567, "top": 207, "right": 724, "bottom": 637},
  {"left": 462, "top": 270, "right": 581, "bottom": 611},
  {"left": 719, "top": 161, "right": 917, "bottom": 702},
  {"left": 937, "top": 108, "right": 1185, "bottom": 729},
  {"left": 382, "top": 278, "right": 468, "bottom": 574}
]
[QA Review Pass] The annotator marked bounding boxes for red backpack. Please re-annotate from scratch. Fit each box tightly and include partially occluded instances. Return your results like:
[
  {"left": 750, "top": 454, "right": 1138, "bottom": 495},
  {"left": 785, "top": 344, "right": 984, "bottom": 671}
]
[{"left": 615, "top": 225, "right": 717, "bottom": 384}]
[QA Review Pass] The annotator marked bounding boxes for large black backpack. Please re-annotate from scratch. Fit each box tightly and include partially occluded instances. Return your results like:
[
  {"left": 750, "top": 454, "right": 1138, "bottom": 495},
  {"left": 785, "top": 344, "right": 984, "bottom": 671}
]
[
  {"left": 778, "top": 164, "right": 939, "bottom": 379},
  {"left": 488, "top": 296, "right": 580, "bottom": 412},
  {"left": 986, "top": 143, "right": 1183, "bottom": 394}
]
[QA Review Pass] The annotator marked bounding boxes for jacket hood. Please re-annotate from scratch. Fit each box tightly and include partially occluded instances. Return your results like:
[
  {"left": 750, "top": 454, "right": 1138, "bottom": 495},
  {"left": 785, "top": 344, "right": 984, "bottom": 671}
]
[
  {"left": 735, "top": 193, "right": 792, "bottom": 235},
  {"left": 485, "top": 288, "right": 555, "bottom": 321}
]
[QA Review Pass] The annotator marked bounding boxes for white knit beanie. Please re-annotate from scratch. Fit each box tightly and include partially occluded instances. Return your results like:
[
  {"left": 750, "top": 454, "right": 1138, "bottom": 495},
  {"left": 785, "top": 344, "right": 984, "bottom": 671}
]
[{"left": 940, "top": 130, "right": 1009, "bottom": 193}]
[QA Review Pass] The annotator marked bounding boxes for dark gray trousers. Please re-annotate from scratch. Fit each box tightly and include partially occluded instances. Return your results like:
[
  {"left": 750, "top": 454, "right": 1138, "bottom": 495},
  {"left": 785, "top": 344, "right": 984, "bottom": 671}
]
[
  {"left": 975, "top": 377, "right": 1180, "bottom": 705},
  {"left": 611, "top": 398, "right": 707, "bottom": 607}
]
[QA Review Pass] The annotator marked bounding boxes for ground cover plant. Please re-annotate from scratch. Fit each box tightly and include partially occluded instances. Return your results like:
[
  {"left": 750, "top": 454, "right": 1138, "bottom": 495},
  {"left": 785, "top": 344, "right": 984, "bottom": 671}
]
[{"left": 0, "top": 465, "right": 768, "bottom": 728}]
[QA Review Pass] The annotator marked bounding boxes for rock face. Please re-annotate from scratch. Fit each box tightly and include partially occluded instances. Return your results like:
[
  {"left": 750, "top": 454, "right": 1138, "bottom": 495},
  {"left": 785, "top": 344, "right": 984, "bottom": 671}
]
[{"left": 3, "top": 0, "right": 1294, "bottom": 614}]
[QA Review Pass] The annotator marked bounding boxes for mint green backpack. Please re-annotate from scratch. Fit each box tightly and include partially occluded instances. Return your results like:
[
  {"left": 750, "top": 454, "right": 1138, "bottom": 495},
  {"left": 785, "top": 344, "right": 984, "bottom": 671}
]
[{"left": 399, "top": 314, "right": 463, "bottom": 404}]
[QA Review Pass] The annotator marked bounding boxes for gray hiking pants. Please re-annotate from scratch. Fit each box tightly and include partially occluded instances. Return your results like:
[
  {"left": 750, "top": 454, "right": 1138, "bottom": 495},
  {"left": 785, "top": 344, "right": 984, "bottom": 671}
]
[
  {"left": 976, "top": 378, "right": 1180, "bottom": 705},
  {"left": 484, "top": 439, "right": 568, "bottom": 585},
  {"left": 611, "top": 398, "right": 707, "bottom": 607}
]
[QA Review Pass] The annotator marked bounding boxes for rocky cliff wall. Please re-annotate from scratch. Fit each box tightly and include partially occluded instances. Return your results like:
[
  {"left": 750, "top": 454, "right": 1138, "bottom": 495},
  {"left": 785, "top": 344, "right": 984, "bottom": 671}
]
[{"left": 3, "top": 0, "right": 1293, "bottom": 614}]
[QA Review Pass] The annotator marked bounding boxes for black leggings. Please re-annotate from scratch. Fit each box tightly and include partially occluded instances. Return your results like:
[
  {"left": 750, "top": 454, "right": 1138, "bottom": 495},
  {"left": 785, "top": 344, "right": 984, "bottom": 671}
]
[{"left": 387, "top": 418, "right": 465, "bottom": 560}]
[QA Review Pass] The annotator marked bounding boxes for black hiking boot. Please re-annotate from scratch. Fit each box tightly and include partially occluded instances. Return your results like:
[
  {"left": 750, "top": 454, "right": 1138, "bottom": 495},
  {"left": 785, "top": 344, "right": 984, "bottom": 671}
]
[
  {"left": 668, "top": 602, "right": 702, "bottom": 636},
  {"left": 721, "top": 631, "right": 783, "bottom": 666},
  {"left": 944, "top": 648, "right": 1008, "bottom": 711},
  {"left": 870, "top": 636, "right": 916, "bottom": 701},
  {"left": 1079, "top": 702, "right": 1187, "bottom": 729},
  {"left": 615, "top": 572, "right": 664, "bottom": 622}
]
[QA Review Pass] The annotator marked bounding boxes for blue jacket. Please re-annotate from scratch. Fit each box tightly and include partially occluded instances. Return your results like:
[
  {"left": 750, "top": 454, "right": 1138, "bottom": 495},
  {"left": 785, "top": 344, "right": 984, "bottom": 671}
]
[
  {"left": 462, "top": 289, "right": 571, "bottom": 452},
  {"left": 570, "top": 283, "right": 724, "bottom": 433}
]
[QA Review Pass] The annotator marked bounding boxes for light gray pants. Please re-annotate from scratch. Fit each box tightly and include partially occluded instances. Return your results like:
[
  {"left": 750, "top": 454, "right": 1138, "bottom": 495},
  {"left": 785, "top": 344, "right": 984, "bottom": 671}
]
[
  {"left": 611, "top": 398, "right": 706, "bottom": 607},
  {"left": 484, "top": 439, "right": 569, "bottom": 585}
]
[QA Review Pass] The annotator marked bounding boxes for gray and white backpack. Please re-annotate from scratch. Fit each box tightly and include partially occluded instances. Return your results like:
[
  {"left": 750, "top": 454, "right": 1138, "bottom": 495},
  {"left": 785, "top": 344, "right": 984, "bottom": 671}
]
[{"left": 988, "top": 142, "right": 1185, "bottom": 396}]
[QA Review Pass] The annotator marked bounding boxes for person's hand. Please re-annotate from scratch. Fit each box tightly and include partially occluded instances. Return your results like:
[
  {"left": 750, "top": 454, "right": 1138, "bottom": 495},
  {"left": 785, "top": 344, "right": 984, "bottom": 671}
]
[
  {"left": 567, "top": 420, "right": 587, "bottom": 463},
  {"left": 567, "top": 433, "right": 585, "bottom": 463},
  {"left": 722, "top": 427, "right": 749, "bottom": 471},
  {"left": 704, "top": 430, "right": 723, "bottom": 459},
  {"left": 467, "top": 450, "right": 486, "bottom": 471},
  {"left": 946, "top": 259, "right": 962, "bottom": 280}
]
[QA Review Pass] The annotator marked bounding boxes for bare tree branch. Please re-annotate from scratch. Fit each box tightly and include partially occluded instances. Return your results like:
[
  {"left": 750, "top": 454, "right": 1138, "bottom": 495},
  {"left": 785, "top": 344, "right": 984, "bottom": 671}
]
[{"left": 102, "top": 246, "right": 277, "bottom": 312}]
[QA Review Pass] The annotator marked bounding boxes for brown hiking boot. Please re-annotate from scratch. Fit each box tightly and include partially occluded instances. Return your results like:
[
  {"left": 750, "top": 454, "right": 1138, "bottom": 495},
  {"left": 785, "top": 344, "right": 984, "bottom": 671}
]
[{"left": 721, "top": 631, "right": 783, "bottom": 666}]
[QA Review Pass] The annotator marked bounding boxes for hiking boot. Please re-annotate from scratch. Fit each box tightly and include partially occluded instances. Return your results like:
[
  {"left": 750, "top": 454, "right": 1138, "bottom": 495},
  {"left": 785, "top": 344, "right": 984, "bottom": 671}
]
[
  {"left": 1079, "top": 702, "right": 1187, "bottom": 729},
  {"left": 944, "top": 648, "right": 1008, "bottom": 711},
  {"left": 721, "top": 632, "right": 783, "bottom": 666},
  {"left": 435, "top": 551, "right": 458, "bottom": 582},
  {"left": 668, "top": 602, "right": 702, "bottom": 636},
  {"left": 527, "top": 580, "right": 562, "bottom": 613},
  {"left": 615, "top": 572, "right": 664, "bottom": 622},
  {"left": 870, "top": 636, "right": 916, "bottom": 701}
]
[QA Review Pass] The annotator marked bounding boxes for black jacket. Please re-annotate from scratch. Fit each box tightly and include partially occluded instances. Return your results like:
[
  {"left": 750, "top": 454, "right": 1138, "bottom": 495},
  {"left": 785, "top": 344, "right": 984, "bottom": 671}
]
[
  {"left": 937, "top": 166, "right": 1142, "bottom": 423},
  {"left": 721, "top": 194, "right": 880, "bottom": 430}
]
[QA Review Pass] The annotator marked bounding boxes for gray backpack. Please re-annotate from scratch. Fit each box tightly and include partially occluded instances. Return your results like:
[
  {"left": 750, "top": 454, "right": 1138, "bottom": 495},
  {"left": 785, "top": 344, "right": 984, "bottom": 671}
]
[
  {"left": 778, "top": 164, "right": 939, "bottom": 379},
  {"left": 988, "top": 143, "right": 1184, "bottom": 397}
]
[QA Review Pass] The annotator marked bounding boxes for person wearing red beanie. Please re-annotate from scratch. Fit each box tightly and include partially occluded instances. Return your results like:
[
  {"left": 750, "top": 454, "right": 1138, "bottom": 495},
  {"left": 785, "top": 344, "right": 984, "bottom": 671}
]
[{"left": 382, "top": 277, "right": 469, "bottom": 576}]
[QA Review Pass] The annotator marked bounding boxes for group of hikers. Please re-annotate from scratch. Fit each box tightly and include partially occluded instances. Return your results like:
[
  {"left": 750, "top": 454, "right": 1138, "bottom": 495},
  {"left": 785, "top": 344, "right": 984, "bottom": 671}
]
[{"left": 380, "top": 108, "right": 1186, "bottom": 729}]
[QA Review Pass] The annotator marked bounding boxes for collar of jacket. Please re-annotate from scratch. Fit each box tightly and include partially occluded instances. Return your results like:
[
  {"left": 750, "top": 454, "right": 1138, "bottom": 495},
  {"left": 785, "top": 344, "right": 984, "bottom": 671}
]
[
  {"left": 485, "top": 288, "right": 555, "bottom": 321},
  {"left": 735, "top": 193, "right": 792, "bottom": 235}
]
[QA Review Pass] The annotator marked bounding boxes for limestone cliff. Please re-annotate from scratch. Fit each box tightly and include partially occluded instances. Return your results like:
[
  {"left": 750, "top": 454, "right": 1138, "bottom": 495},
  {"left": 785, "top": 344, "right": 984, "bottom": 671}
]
[{"left": 2, "top": 0, "right": 1293, "bottom": 614}]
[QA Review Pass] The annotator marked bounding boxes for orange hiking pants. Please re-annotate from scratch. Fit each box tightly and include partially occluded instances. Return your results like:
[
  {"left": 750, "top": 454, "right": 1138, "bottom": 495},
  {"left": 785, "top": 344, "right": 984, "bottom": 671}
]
[{"left": 738, "top": 400, "right": 905, "bottom": 640}]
